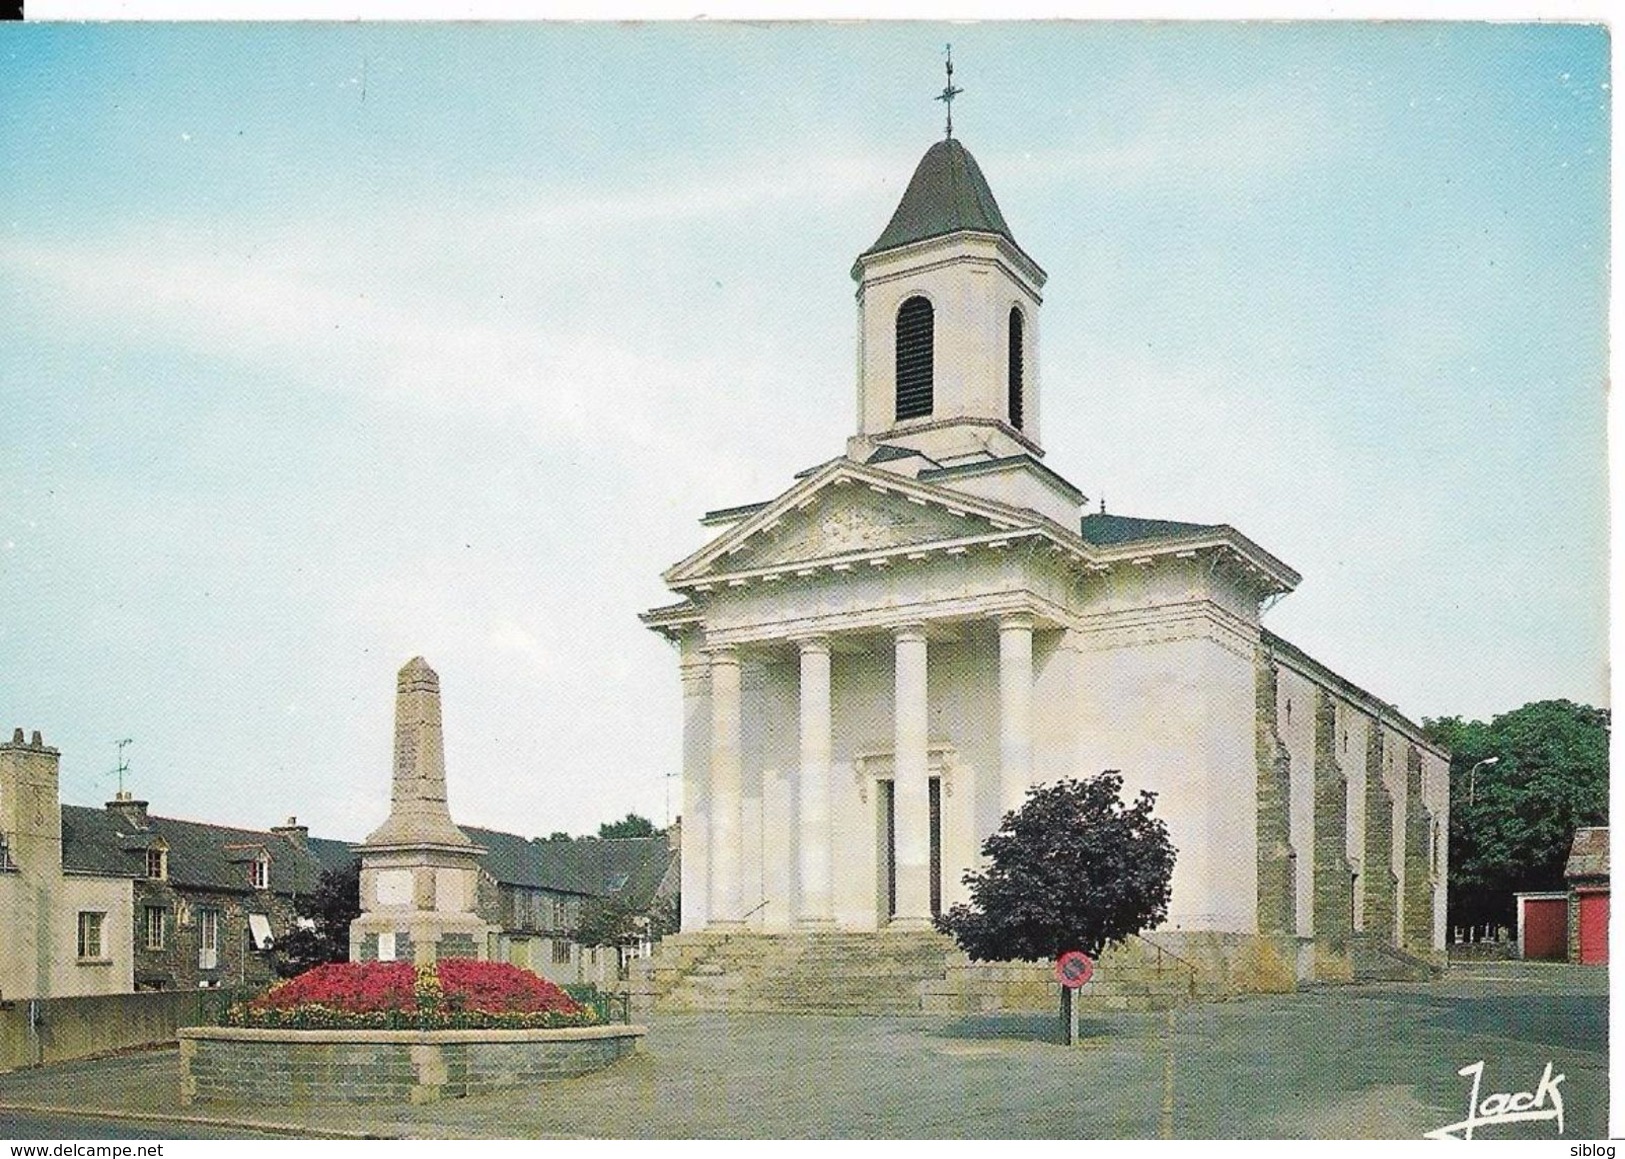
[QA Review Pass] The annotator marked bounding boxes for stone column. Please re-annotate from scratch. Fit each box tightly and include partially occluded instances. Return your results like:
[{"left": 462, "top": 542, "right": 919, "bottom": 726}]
[
  {"left": 796, "top": 636, "right": 835, "bottom": 925},
  {"left": 708, "top": 646, "right": 744, "bottom": 926},
  {"left": 892, "top": 623, "right": 932, "bottom": 927},
  {"left": 678, "top": 634, "right": 711, "bottom": 932},
  {"left": 997, "top": 612, "right": 1035, "bottom": 817}
]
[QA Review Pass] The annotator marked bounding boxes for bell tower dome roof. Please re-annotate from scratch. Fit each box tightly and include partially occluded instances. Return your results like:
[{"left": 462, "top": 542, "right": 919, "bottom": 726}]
[{"left": 862, "top": 138, "right": 1032, "bottom": 267}]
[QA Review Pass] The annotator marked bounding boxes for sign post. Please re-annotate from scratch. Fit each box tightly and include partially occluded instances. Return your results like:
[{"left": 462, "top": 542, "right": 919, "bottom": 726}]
[{"left": 1055, "top": 951, "right": 1094, "bottom": 1045}]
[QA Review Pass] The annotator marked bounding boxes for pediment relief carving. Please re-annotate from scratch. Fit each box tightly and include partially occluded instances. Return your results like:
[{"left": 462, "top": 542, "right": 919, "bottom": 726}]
[{"left": 715, "top": 487, "right": 990, "bottom": 573}]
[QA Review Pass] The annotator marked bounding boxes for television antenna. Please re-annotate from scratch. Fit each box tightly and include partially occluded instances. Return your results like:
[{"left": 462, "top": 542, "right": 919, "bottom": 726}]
[{"left": 113, "top": 738, "right": 133, "bottom": 795}]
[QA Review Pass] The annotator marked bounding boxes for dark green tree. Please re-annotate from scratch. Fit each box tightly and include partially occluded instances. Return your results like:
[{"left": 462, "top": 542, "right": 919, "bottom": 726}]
[
  {"left": 596, "top": 813, "right": 658, "bottom": 840},
  {"left": 576, "top": 895, "right": 643, "bottom": 949},
  {"left": 1424, "top": 699, "right": 1609, "bottom": 931},
  {"left": 274, "top": 859, "right": 361, "bottom": 978},
  {"left": 937, "top": 772, "right": 1176, "bottom": 961}
]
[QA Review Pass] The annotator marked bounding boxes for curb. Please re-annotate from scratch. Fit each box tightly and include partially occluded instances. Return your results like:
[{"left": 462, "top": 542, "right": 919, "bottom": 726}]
[{"left": 0, "top": 1101, "right": 389, "bottom": 1139}]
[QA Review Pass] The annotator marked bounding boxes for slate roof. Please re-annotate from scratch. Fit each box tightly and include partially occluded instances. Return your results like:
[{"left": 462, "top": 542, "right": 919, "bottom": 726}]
[
  {"left": 306, "top": 836, "right": 360, "bottom": 876},
  {"left": 864, "top": 138, "right": 1020, "bottom": 258},
  {"left": 58, "top": 799, "right": 674, "bottom": 911},
  {"left": 1566, "top": 826, "right": 1609, "bottom": 881},
  {"left": 60, "top": 804, "right": 337, "bottom": 897},
  {"left": 1079, "top": 512, "right": 1225, "bottom": 547},
  {"left": 866, "top": 443, "right": 934, "bottom": 466},
  {"left": 469, "top": 827, "right": 677, "bottom": 910},
  {"left": 462, "top": 825, "right": 575, "bottom": 892}
]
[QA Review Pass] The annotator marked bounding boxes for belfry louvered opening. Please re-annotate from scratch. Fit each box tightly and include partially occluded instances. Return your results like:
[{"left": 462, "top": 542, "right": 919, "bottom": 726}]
[
  {"left": 1008, "top": 306, "right": 1025, "bottom": 430},
  {"left": 894, "top": 296, "right": 934, "bottom": 421}
]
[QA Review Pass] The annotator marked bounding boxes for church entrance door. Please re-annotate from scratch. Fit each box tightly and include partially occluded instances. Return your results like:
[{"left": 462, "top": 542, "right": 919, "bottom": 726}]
[{"left": 878, "top": 776, "right": 942, "bottom": 923}]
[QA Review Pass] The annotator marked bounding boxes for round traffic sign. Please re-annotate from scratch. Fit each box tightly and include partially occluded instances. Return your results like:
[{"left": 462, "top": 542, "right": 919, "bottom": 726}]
[{"left": 1055, "top": 950, "right": 1094, "bottom": 989}]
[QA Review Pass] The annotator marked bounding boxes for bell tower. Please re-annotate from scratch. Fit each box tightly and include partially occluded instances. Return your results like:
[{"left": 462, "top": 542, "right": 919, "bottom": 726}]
[{"left": 847, "top": 135, "right": 1047, "bottom": 469}]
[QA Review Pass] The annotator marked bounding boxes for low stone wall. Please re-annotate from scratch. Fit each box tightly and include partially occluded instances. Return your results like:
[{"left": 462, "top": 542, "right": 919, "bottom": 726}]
[
  {"left": 178, "top": 1024, "right": 646, "bottom": 1105},
  {"left": 922, "top": 933, "right": 1303, "bottom": 1015},
  {"left": 0, "top": 989, "right": 246, "bottom": 1073}
]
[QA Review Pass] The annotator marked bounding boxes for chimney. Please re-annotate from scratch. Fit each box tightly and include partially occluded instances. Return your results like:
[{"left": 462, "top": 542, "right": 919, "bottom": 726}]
[
  {"left": 271, "top": 815, "right": 309, "bottom": 849},
  {"left": 1, "top": 728, "right": 63, "bottom": 872},
  {"left": 106, "top": 789, "right": 150, "bottom": 830}
]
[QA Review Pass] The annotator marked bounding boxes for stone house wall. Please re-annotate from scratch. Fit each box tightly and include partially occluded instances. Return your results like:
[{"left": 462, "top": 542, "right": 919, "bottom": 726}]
[{"left": 132, "top": 879, "right": 296, "bottom": 991}]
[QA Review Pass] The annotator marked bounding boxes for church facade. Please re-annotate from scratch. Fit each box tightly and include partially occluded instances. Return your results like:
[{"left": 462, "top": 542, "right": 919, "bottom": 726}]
[{"left": 643, "top": 133, "right": 1448, "bottom": 985}]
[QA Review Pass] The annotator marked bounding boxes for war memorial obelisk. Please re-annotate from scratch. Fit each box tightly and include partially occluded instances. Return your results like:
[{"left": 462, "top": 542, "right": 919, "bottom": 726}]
[{"left": 350, "top": 656, "right": 494, "bottom": 965}]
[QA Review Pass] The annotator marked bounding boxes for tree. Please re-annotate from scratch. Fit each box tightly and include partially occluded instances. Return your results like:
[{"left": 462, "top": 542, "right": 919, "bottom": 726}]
[
  {"left": 575, "top": 894, "right": 643, "bottom": 950},
  {"left": 937, "top": 772, "right": 1176, "bottom": 961},
  {"left": 274, "top": 858, "right": 361, "bottom": 978},
  {"left": 597, "top": 813, "right": 658, "bottom": 840},
  {"left": 1424, "top": 699, "right": 1608, "bottom": 932}
]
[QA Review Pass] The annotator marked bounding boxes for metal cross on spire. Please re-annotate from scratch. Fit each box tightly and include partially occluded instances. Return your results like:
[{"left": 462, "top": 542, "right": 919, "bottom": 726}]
[{"left": 936, "top": 44, "right": 963, "bottom": 139}]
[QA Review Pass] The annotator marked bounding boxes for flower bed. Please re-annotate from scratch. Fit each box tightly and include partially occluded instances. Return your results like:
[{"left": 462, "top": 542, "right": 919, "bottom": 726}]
[
  {"left": 224, "top": 959, "right": 598, "bottom": 1031},
  {"left": 187, "top": 959, "right": 642, "bottom": 1104}
]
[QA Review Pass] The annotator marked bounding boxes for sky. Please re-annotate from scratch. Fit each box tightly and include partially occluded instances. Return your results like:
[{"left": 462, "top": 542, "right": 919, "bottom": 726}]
[{"left": 0, "top": 22, "right": 1610, "bottom": 843}]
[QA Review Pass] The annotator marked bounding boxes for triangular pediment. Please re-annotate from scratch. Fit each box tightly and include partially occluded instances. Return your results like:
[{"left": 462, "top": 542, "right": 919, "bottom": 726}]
[{"left": 665, "top": 461, "right": 1043, "bottom": 585}]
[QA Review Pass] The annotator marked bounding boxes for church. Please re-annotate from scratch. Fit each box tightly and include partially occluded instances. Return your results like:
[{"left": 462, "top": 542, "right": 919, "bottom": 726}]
[{"left": 641, "top": 114, "right": 1449, "bottom": 992}]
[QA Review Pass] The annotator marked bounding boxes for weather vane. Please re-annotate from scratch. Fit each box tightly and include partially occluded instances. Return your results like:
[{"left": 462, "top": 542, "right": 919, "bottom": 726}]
[{"left": 936, "top": 44, "right": 963, "bottom": 140}]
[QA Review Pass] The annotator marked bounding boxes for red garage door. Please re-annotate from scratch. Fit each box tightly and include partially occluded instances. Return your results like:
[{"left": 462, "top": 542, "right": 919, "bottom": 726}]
[
  {"left": 1522, "top": 897, "right": 1568, "bottom": 960},
  {"left": 1577, "top": 891, "right": 1608, "bottom": 964}
]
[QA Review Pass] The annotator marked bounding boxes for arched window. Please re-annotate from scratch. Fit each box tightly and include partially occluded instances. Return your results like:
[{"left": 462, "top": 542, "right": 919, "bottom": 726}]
[
  {"left": 895, "top": 296, "right": 934, "bottom": 421},
  {"left": 1007, "top": 306, "right": 1025, "bottom": 430}
]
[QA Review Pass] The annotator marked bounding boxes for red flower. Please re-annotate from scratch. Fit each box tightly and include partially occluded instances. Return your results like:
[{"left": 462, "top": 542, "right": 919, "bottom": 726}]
[
  {"left": 436, "top": 959, "right": 583, "bottom": 1015},
  {"left": 250, "top": 961, "right": 416, "bottom": 1014},
  {"left": 244, "top": 959, "right": 583, "bottom": 1019}
]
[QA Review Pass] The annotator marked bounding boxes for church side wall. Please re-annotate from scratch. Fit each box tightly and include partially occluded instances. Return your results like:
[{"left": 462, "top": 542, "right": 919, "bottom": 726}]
[
  {"left": 1262, "top": 637, "right": 1450, "bottom": 963},
  {"left": 1073, "top": 628, "right": 1257, "bottom": 934},
  {"left": 1424, "top": 749, "right": 1449, "bottom": 949}
]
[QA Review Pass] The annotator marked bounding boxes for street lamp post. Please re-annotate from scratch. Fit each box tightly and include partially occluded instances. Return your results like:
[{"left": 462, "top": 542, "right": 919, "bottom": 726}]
[{"left": 1467, "top": 756, "right": 1500, "bottom": 804}]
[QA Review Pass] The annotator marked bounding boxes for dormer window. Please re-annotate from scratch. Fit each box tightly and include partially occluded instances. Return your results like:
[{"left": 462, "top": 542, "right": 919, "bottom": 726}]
[
  {"left": 895, "top": 296, "right": 934, "bottom": 421},
  {"left": 250, "top": 853, "right": 269, "bottom": 890},
  {"left": 146, "top": 846, "right": 168, "bottom": 880},
  {"left": 1007, "top": 306, "right": 1025, "bottom": 430}
]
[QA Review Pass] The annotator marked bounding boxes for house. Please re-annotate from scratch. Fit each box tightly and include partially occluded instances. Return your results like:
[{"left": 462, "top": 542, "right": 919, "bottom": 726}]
[
  {"left": 0, "top": 730, "right": 134, "bottom": 1001},
  {"left": 1565, "top": 826, "right": 1608, "bottom": 965},
  {"left": 1515, "top": 827, "right": 1608, "bottom": 965},
  {"left": 62, "top": 796, "right": 354, "bottom": 992},
  {"left": 471, "top": 825, "right": 679, "bottom": 985},
  {"left": 1, "top": 724, "right": 363, "bottom": 998}
]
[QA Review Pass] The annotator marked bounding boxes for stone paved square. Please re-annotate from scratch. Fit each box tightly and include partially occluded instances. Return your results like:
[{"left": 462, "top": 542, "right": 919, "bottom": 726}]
[{"left": 0, "top": 963, "right": 1605, "bottom": 1139}]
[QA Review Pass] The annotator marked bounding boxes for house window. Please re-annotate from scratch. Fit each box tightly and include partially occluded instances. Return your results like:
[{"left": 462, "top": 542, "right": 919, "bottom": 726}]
[
  {"left": 250, "top": 854, "right": 269, "bottom": 890},
  {"left": 552, "top": 940, "right": 572, "bottom": 965},
  {"left": 144, "top": 906, "right": 167, "bottom": 951},
  {"left": 1007, "top": 306, "right": 1024, "bottom": 430},
  {"left": 198, "top": 908, "right": 220, "bottom": 970},
  {"left": 146, "top": 847, "right": 167, "bottom": 880},
  {"left": 894, "top": 296, "right": 934, "bottom": 420},
  {"left": 0, "top": 835, "right": 14, "bottom": 871},
  {"left": 77, "top": 911, "right": 106, "bottom": 960}
]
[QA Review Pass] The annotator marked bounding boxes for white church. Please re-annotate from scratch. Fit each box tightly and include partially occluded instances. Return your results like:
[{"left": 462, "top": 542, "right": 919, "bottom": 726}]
[{"left": 642, "top": 123, "right": 1449, "bottom": 993}]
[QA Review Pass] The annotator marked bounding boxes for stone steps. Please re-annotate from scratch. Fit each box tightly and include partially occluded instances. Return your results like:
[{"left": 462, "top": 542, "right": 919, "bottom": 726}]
[{"left": 632, "top": 930, "right": 1208, "bottom": 1016}]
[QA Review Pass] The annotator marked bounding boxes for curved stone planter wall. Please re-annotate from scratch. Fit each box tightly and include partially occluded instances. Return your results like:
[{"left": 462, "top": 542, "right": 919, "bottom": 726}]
[{"left": 178, "top": 1023, "right": 646, "bottom": 1105}]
